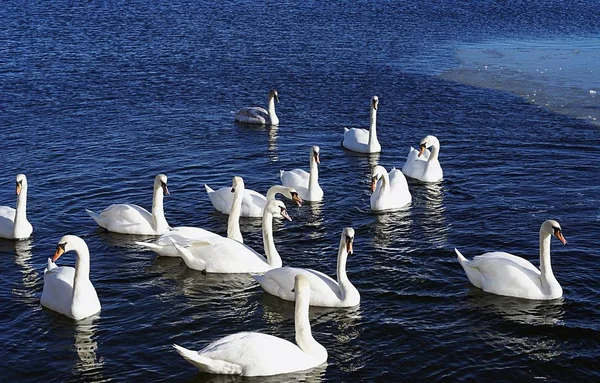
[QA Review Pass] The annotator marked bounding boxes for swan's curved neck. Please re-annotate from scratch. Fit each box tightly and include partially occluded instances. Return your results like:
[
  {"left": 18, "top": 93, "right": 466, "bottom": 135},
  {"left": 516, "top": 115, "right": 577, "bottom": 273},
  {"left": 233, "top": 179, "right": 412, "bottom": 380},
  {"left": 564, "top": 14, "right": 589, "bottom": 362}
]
[
  {"left": 14, "top": 188, "right": 28, "bottom": 235},
  {"left": 227, "top": 187, "right": 244, "bottom": 243},
  {"left": 368, "top": 106, "right": 379, "bottom": 148},
  {"left": 267, "top": 96, "right": 279, "bottom": 125},
  {"left": 336, "top": 236, "right": 355, "bottom": 301},
  {"left": 266, "top": 185, "right": 287, "bottom": 201},
  {"left": 262, "top": 210, "right": 282, "bottom": 267},
  {"left": 295, "top": 287, "right": 327, "bottom": 359},
  {"left": 72, "top": 244, "right": 91, "bottom": 313},
  {"left": 428, "top": 142, "right": 440, "bottom": 162},
  {"left": 151, "top": 186, "right": 168, "bottom": 232},
  {"left": 377, "top": 171, "right": 390, "bottom": 194},
  {"left": 308, "top": 154, "right": 319, "bottom": 194},
  {"left": 539, "top": 229, "right": 557, "bottom": 287}
]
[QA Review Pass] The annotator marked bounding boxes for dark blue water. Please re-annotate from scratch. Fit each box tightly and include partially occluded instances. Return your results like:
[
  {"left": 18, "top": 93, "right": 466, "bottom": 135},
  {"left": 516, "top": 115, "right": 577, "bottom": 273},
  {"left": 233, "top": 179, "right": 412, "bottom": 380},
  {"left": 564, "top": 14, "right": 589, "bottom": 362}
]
[{"left": 1, "top": 2, "right": 599, "bottom": 382}]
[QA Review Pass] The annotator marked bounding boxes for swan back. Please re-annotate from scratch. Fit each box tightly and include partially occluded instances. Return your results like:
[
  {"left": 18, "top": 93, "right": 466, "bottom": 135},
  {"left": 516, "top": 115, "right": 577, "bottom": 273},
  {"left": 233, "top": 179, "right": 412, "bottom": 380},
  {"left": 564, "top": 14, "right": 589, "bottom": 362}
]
[{"left": 401, "top": 135, "right": 443, "bottom": 182}]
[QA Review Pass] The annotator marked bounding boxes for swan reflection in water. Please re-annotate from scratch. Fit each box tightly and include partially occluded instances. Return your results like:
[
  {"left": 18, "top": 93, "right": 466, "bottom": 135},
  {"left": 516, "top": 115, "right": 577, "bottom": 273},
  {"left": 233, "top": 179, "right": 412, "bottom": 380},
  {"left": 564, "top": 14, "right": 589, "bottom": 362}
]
[
  {"left": 370, "top": 208, "right": 412, "bottom": 252},
  {"left": 181, "top": 363, "right": 326, "bottom": 383},
  {"left": 413, "top": 182, "right": 448, "bottom": 248},
  {"left": 73, "top": 316, "right": 104, "bottom": 379},
  {"left": 11, "top": 239, "right": 41, "bottom": 307},
  {"left": 259, "top": 294, "right": 365, "bottom": 373},
  {"left": 466, "top": 291, "right": 565, "bottom": 361}
]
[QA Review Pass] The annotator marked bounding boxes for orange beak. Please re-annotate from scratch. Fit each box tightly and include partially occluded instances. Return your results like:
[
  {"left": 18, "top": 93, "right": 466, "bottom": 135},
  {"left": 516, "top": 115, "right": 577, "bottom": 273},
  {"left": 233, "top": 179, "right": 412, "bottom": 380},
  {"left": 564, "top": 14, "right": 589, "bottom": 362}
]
[
  {"left": 52, "top": 244, "right": 65, "bottom": 262},
  {"left": 418, "top": 144, "right": 426, "bottom": 157},
  {"left": 370, "top": 178, "right": 377, "bottom": 192},
  {"left": 292, "top": 194, "right": 303, "bottom": 207},
  {"left": 280, "top": 208, "right": 292, "bottom": 221},
  {"left": 346, "top": 238, "right": 353, "bottom": 255},
  {"left": 314, "top": 152, "right": 320, "bottom": 165},
  {"left": 16, "top": 182, "right": 22, "bottom": 196},
  {"left": 555, "top": 231, "right": 567, "bottom": 245},
  {"left": 162, "top": 183, "right": 170, "bottom": 196}
]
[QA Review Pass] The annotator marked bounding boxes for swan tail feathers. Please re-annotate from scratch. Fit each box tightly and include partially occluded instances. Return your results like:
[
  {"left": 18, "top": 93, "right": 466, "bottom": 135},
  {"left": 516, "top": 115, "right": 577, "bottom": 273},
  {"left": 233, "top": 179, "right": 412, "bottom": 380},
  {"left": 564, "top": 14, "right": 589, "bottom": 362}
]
[
  {"left": 204, "top": 184, "right": 214, "bottom": 193},
  {"left": 85, "top": 208, "right": 100, "bottom": 222},
  {"left": 172, "top": 344, "right": 242, "bottom": 375},
  {"left": 455, "top": 248, "right": 469, "bottom": 264},
  {"left": 135, "top": 241, "right": 162, "bottom": 250},
  {"left": 344, "top": 127, "right": 349, "bottom": 133}
]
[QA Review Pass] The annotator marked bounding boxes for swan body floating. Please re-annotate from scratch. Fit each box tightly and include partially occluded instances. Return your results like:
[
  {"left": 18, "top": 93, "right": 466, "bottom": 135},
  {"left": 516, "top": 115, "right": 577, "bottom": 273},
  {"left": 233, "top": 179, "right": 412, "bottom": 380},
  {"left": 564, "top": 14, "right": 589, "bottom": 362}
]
[
  {"left": 342, "top": 96, "right": 381, "bottom": 153},
  {"left": 370, "top": 166, "right": 411, "bottom": 211},
  {"left": 171, "top": 199, "right": 292, "bottom": 273},
  {"left": 41, "top": 235, "right": 101, "bottom": 320},
  {"left": 234, "top": 89, "right": 279, "bottom": 126},
  {"left": 254, "top": 228, "right": 359, "bottom": 307},
  {"left": 205, "top": 184, "right": 302, "bottom": 218},
  {"left": 0, "top": 174, "right": 33, "bottom": 240},
  {"left": 86, "top": 174, "right": 170, "bottom": 235},
  {"left": 280, "top": 146, "right": 323, "bottom": 202},
  {"left": 173, "top": 274, "right": 327, "bottom": 376},
  {"left": 136, "top": 176, "right": 247, "bottom": 257},
  {"left": 456, "top": 220, "right": 567, "bottom": 300},
  {"left": 401, "top": 135, "right": 443, "bottom": 183}
]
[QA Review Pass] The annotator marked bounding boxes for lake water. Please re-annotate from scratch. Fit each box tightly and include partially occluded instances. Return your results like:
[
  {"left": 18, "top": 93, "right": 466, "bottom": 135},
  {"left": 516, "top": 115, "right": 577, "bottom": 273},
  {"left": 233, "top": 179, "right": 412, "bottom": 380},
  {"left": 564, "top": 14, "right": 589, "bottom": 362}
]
[{"left": 1, "top": 2, "right": 599, "bottom": 382}]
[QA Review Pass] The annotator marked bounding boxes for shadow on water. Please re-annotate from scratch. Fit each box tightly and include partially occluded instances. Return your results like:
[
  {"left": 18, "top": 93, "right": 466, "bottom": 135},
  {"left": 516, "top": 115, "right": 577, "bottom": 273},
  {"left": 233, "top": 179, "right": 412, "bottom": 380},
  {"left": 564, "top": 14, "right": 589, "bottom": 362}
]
[{"left": 182, "top": 363, "right": 326, "bottom": 383}]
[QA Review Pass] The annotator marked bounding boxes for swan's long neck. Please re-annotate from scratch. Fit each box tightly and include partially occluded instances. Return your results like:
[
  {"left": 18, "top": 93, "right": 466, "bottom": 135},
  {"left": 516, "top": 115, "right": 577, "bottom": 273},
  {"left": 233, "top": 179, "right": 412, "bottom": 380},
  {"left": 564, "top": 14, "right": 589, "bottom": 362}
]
[
  {"left": 378, "top": 171, "right": 390, "bottom": 195},
  {"left": 539, "top": 229, "right": 558, "bottom": 288},
  {"left": 368, "top": 105, "right": 378, "bottom": 148},
  {"left": 227, "top": 187, "right": 244, "bottom": 243},
  {"left": 262, "top": 210, "right": 282, "bottom": 267},
  {"left": 151, "top": 186, "right": 168, "bottom": 232},
  {"left": 336, "top": 236, "right": 354, "bottom": 301},
  {"left": 71, "top": 244, "right": 91, "bottom": 315},
  {"left": 308, "top": 154, "right": 319, "bottom": 194},
  {"left": 265, "top": 185, "right": 286, "bottom": 201},
  {"left": 267, "top": 96, "right": 279, "bottom": 125},
  {"left": 14, "top": 188, "right": 28, "bottom": 236},
  {"left": 428, "top": 142, "right": 440, "bottom": 163},
  {"left": 295, "top": 286, "right": 327, "bottom": 359}
]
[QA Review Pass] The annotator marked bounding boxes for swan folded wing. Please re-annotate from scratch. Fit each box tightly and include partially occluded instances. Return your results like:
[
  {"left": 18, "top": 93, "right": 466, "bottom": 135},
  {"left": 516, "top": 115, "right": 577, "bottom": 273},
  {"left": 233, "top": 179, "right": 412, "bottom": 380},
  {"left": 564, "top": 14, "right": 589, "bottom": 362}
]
[
  {"left": 184, "top": 239, "right": 269, "bottom": 273},
  {"left": 199, "top": 332, "right": 316, "bottom": 376},
  {"left": 235, "top": 107, "right": 268, "bottom": 124},
  {"left": 469, "top": 252, "right": 543, "bottom": 295},
  {"left": 206, "top": 186, "right": 234, "bottom": 214},
  {"left": 281, "top": 169, "right": 309, "bottom": 189},
  {"left": 388, "top": 168, "right": 410, "bottom": 190},
  {"left": 98, "top": 204, "right": 152, "bottom": 224},
  {"left": 259, "top": 267, "right": 340, "bottom": 302},
  {"left": 41, "top": 266, "right": 75, "bottom": 315},
  {"left": 343, "top": 128, "right": 369, "bottom": 145}
]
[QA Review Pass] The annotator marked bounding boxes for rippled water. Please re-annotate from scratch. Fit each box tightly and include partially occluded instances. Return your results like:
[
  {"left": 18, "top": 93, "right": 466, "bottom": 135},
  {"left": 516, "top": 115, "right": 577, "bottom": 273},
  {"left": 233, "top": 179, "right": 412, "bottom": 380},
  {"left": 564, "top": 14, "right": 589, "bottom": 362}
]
[{"left": 1, "top": 2, "right": 599, "bottom": 382}]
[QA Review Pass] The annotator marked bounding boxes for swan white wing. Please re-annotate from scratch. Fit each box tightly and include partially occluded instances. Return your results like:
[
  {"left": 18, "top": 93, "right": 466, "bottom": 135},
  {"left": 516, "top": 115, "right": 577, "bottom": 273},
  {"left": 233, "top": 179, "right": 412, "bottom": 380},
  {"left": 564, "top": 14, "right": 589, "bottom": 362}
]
[
  {"left": 176, "top": 332, "right": 321, "bottom": 376},
  {"left": 235, "top": 107, "right": 269, "bottom": 125},
  {"left": 255, "top": 267, "right": 341, "bottom": 305},
  {"left": 342, "top": 128, "right": 371, "bottom": 152},
  {"left": 206, "top": 186, "right": 266, "bottom": 217},
  {"left": 0, "top": 206, "right": 16, "bottom": 238},
  {"left": 371, "top": 168, "right": 411, "bottom": 211},
  {"left": 460, "top": 251, "right": 544, "bottom": 298},
  {"left": 136, "top": 226, "right": 221, "bottom": 257},
  {"left": 87, "top": 204, "right": 156, "bottom": 234},
  {"left": 41, "top": 265, "right": 75, "bottom": 317},
  {"left": 401, "top": 147, "right": 430, "bottom": 180},
  {"left": 180, "top": 238, "right": 271, "bottom": 273},
  {"left": 280, "top": 169, "right": 309, "bottom": 190}
]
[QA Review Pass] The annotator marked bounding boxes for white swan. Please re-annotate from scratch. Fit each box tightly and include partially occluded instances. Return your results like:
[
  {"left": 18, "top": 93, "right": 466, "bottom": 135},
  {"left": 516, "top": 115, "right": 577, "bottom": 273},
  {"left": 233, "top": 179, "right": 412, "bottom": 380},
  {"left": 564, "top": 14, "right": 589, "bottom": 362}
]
[
  {"left": 234, "top": 89, "right": 279, "bottom": 126},
  {"left": 171, "top": 199, "right": 292, "bottom": 273},
  {"left": 0, "top": 174, "right": 33, "bottom": 240},
  {"left": 41, "top": 235, "right": 101, "bottom": 320},
  {"left": 456, "top": 220, "right": 567, "bottom": 300},
  {"left": 86, "top": 174, "right": 170, "bottom": 235},
  {"left": 370, "top": 165, "right": 411, "bottom": 211},
  {"left": 173, "top": 274, "right": 327, "bottom": 376},
  {"left": 205, "top": 184, "right": 303, "bottom": 218},
  {"left": 280, "top": 146, "right": 323, "bottom": 202},
  {"left": 254, "top": 227, "right": 359, "bottom": 307},
  {"left": 401, "top": 135, "right": 443, "bottom": 183},
  {"left": 342, "top": 95, "right": 381, "bottom": 153},
  {"left": 135, "top": 176, "right": 247, "bottom": 257}
]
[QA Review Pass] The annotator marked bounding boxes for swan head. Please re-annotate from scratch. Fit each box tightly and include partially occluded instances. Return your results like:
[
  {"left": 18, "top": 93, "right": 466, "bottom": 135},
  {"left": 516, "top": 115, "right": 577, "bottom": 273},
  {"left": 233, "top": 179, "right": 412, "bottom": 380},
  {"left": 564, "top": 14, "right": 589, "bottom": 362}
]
[
  {"left": 269, "top": 89, "right": 279, "bottom": 103},
  {"left": 371, "top": 96, "right": 379, "bottom": 110},
  {"left": 155, "top": 174, "right": 170, "bottom": 196},
  {"left": 286, "top": 187, "right": 303, "bottom": 207},
  {"left": 231, "top": 176, "right": 245, "bottom": 193},
  {"left": 311, "top": 146, "right": 321, "bottom": 165},
  {"left": 418, "top": 135, "right": 439, "bottom": 157},
  {"left": 52, "top": 235, "right": 87, "bottom": 262},
  {"left": 542, "top": 220, "right": 567, "bottom": 245},
  {"left": 370, "top": 165, "right": 387, "bottom": 192},
  {"left": 343, "top": 227, "right": 355, "bottom": 255},
  {"left": 266, "top": 199, "right": 292, "bottom": 221},
  {"left": 16, "top": 174, "right": 27, "bottom": 196}
]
